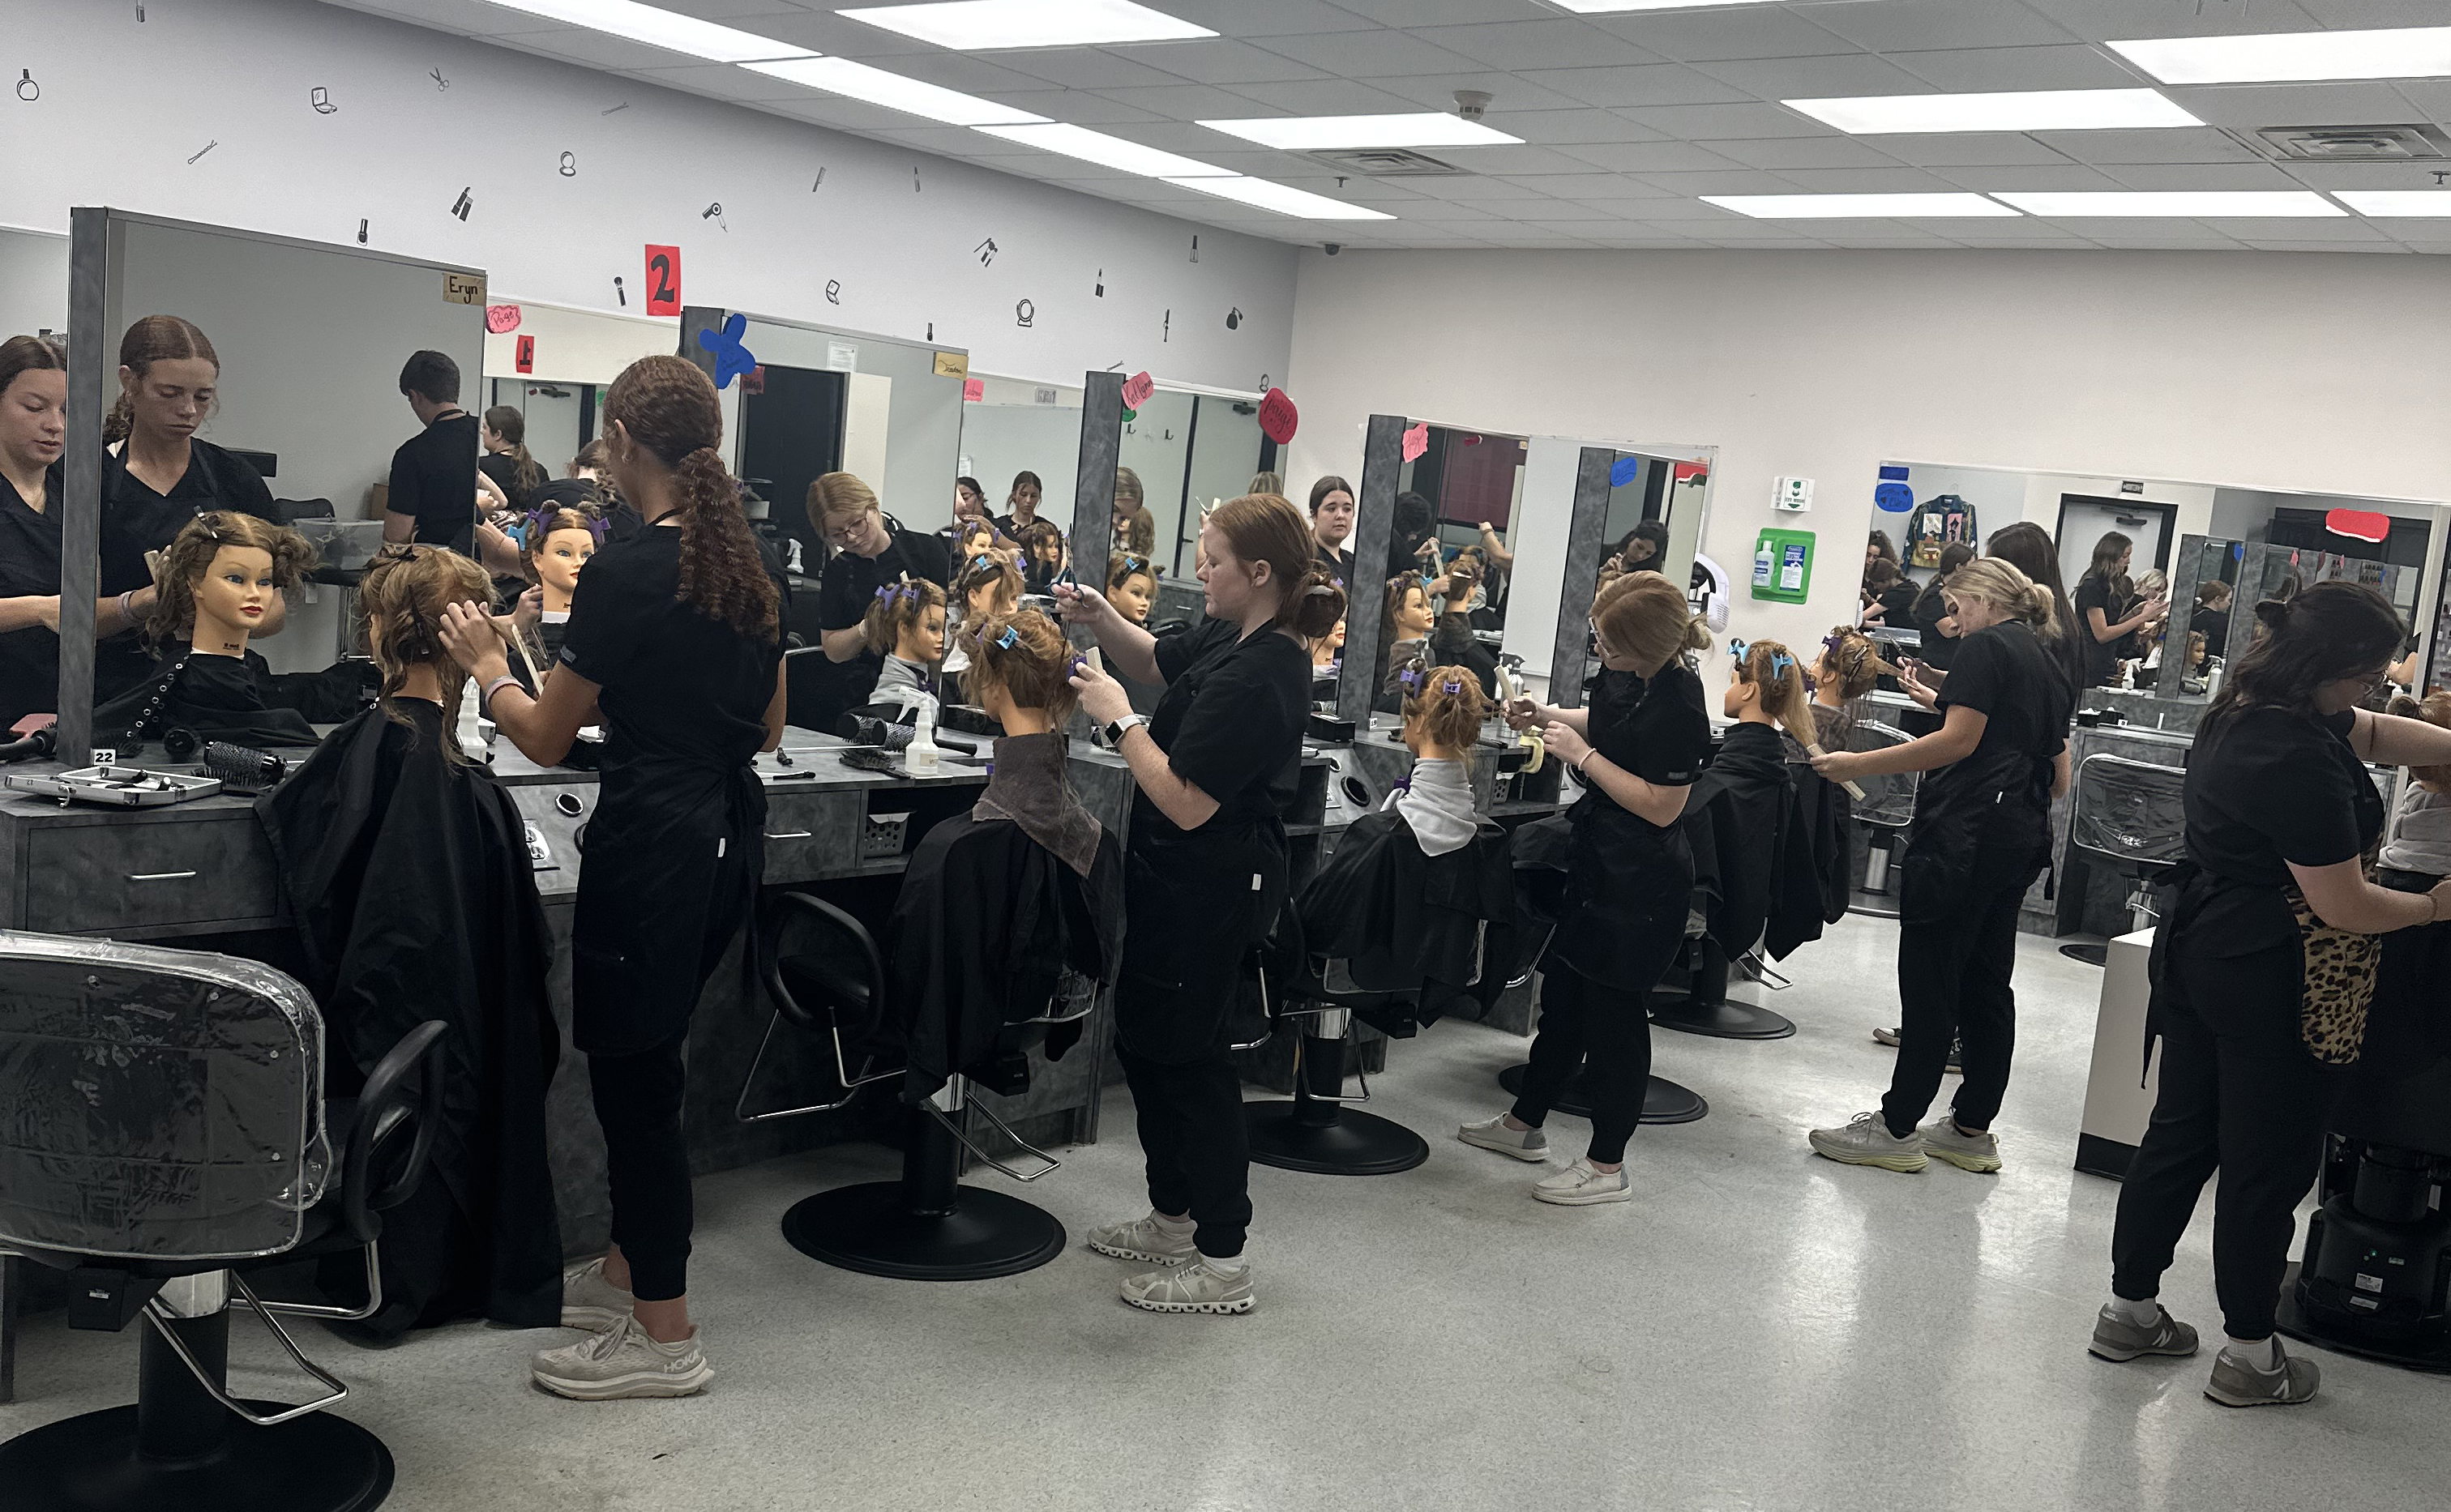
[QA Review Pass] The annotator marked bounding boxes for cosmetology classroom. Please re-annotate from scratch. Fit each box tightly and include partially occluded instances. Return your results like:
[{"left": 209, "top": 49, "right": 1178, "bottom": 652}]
[{"left": 4, "top": 2, "right": 2451, "bottom": 1508}]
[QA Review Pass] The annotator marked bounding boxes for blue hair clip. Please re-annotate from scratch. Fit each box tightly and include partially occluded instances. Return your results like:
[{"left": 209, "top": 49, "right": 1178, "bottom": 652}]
[
  {"left": 1770, "top": 651, "right": 1794, "bottom": 682},
  {"left": 1730, "top": 637, "right": 1750, "bottom": 664},
  {"left": 971, "top": 553, "right": 999, "bottom": 571},
  {"left": 995, "top": 625, "right": 1020, "bottom": 650}
]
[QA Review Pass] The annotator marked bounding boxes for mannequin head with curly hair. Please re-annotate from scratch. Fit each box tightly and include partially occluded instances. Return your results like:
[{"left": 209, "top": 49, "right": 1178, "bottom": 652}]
[
  {"left": 360, "top": 545, "right": 494, "bottom": 759},
  {"left": 520, "top": 505, "right": 604, "bottom": 612},
  {"left": 148, "top": 510, "right": 317, "bottom": 656},
  {"left": 959, "top": 607, "right": 1076, "bottom": 735},
  {"left": 862, "top": 576, "right": 947, "bottom": 664},
  {"left": 601, "top": 355, "right": 778, "bottom": 642},
  {"left": 1392, "top": 656, "right": 1488, "bottom": 760}
]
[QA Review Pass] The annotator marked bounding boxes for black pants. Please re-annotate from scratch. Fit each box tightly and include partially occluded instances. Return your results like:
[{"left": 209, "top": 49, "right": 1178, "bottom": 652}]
[
  {"left": 1883, "top": 845, "right": 2035, "bottom": 1138},
  {"left": 2111, "top": 938, "right": 2349, "bottom": 1340},
  {"left": 1512, "top": 967, "right": 1650, "bottom": 1164},
  {"left": 1119, "top": 1042, "right": 1251, "bottom": 1258},
  {"left": 589, "top": 1036, "right": 692, "bottom": 1302}
]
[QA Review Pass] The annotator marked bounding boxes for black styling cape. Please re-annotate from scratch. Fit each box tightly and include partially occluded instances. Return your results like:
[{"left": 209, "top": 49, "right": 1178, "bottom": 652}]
[
  {"left": 886, "top": 733, "right": 1124, "bottom": 1105},
  {"left": 94, "top": 648, "right": 321, "bottom": 750},
  {"left": 1680, "top": 722, "right": 1823, "bottom": 962},
  {"left": 255, "top": 700, "right": 562, "bottom": 1335},
  {"left": 1771, "top": 740, "right": 1854, "bottom": 957},
  {"left": 1294, "top": 805, "right": 1513, "bottom": 1035}
]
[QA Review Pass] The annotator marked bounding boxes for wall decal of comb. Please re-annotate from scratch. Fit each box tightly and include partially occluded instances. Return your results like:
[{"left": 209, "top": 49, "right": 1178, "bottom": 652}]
[{"left": 696, "top": 313, "right": 757, "bottom": 391}]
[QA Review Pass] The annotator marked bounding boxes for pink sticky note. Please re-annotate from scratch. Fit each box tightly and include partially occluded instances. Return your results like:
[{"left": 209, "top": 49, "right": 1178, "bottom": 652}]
[
  {"left": 963, "top": 377, "right": 985, "bottom": 402},
  {"left": 1259, "top": 387, "right": 1298, "bottom": 446},
  {"left": 1401, "top": 422, "right": 1429, "bottom": 463},
  {"left": 1120, "top": 369, "right": 1155, "bottom": 410},
  {"left": 485, "top": 303, "right": 522, "bottom": 334}
]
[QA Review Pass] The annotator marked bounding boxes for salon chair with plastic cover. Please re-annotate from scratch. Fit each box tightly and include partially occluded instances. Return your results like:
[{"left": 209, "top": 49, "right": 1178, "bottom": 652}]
[
  {"left": 1847, "top": 721, "right": 1920, "bottom": 917},
  {"left": 742, "top": 893, "right": 1076, "bottom": 1280},
  {"left": 0, "top": 932, "right": 447, "bottom": 1512},
  {"left": 2062, "top": 754, "right": 2187, "bottom": 967}
]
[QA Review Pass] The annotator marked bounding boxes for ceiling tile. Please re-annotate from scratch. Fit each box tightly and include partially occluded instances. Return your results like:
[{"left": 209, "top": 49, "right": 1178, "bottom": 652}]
[
  {"left": 1157, "top": 0, "right": 1381, "bottom": 37},
  {"left": 1123, "top": 39, "right": 1330, "bottom": 86},
  {"left": 2242, "top": 241, "right": 2406, "bottom": 253},
  {"left": 869, "top": 51, "right": 1073, "bottom": 96},
  {"left": 1217, "top": 79, "right": 1435, "bottom": 115},
  {"left": 695, "top": 8, "right": 936, "bottom": 55},
  {"left": 1088, "top": 83, "right": 1288, "bottom": 119},
  {"left": 1889, "top": 45, "right": 2147, "bottom": 93},
  {"left": 1803, "top": 0, "right": 2078, "bottom": 53},
  {"left": 1683, "top": 221, "right": 1831, "bottom": 241},
  {"left": 1408, "top": 19, "right": 1664, "bottom": 72},
  {"left": 2300, "top": 0, "right": 2451, "bottom": 22},
  {"left": 2378, "top": 82, "right": 2451, "bottom": 121},
  {"left": 1402, "top": 176, "right": 1566, "bottom": 201},
  {"left": 2019, "top": 0, "right": 2322, "bottom": 35},
  {"left": 1351, "top": 198, "right": 1502, "bottom": 221},
  {"left": 1707, "top": 135, "right": 1910, "bottom": 170},
  {"left": 1518, "top": 65, "right": 1756, "bottom": 109},
  {"left": 1695, "top": 53, "right": 1943, "bottom": 99},
  {"left": 1573, "top": 196, "right": 1752, "bottom": 220},
  {"left": 1491, "top": 172, "right": 1666, "bottom": 197},
  {"left": 1435, "top": 144, "right": 1615, "bottom": 175},
  {"left": 1327, "top": 0, "right": 1555, "bottom": 22},
  {"left": 485, "top": 25, "right": 696, "bottom": 71},
  {"left": 1756, "top": 165, "right": 1969, "bottom": 194},
  {"left": 2168, "top": 83, "right": 2432, "bottom": 130},
  {"left": 329, "top": 0, "right": 558, "bottom": 35},
  {"left": 1613, "top": 101, "right": 1833, "bottom": 139},
  {"left": 1559, "top": 140, "right": 1750, "bottom": 173},
  {"left": 2208, "top": 218, "right": 2393, "bottom": 241},
  {"left": 2098, "top": 162, "right": 2311, "bottom": 192},
  {"left": 975, "top": 91, "right": 1168, "bottom": 126},
  {"left": 2035, "top": 128, "right": 2262, "bottom": 165},
  {"left": 1940, "top": 164, "right": 2128, "bottom": 192},
  {"left": 632, "top": 62, "right": 817, "bottom": 102},
  {"left": 1363, "top": 72, "right": 1606, "bottom": 114},
  {"left": 2281, "top": 161, "right": 2451, "bottom": 190},
  {"left": 1586, "top": 8, "right": 1865, "bottom": 63},
  {"left": 1499, "top": 109, "right": 1670, "bottom": 146},
  {"left": 1874, "top": 134, "right": 2086, "bottom": 168},
  {"left": 1627, "top": 168, "right": 1818, "bottom": 196},
  {"left": 2017, "top": 215, "right": 2246, "bottom": 241},
  {"left": 1244, "top": 28, "right": 1486, "bottom": 79},
  {"left": 990, "top": 49, "right": 1192, "bottom": 91}
]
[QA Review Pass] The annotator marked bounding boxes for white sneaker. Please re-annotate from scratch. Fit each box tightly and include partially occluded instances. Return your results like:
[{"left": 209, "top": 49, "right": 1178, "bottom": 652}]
[
  {"left": 559, "top": 1257, "right": 636, "bottom": 1331},
  {"left": 1086, "top": 1211, "right": 1198, "bottom": 1266},
  {"left": 1808, "top": 1111, "right": 1928, "bottom": 1172},
  {"left": 1121, "top": 1258, "right": 1255, "bottom": 1315},
  {"left": 531, "top": 1314, "right": 713, "bottom": 1400},
  {"left": 1918, "top": 1115, "right": 2003, "bottom": 1173},
  {"left": 1532, "top": 1158, "right": 1632, "bottom": 1206},
  {"left": 1458, "top": 1113, "right": 1550, "bottom": 1163}
]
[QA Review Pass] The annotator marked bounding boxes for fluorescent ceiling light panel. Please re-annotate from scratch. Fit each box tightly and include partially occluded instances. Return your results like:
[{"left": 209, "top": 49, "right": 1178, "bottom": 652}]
[
  {"left": 1160, "top": 177, "right": 1396, "bottom": 221},
  {"left": 2333, "top": 190, "right": 2451, "bottom": 216},
  {"left": 974, "top": 122, "right": 1235, "bottom": 177},
  {"left": 1786, "top": 88, "right": 2201, "bottom": 135},
  {"left": 1992, "top": 190, "right": 2345, "bottom": 218},
  {"left": 478, "top": 0, "right": 809, "bottom": 62},
  {"left": 742, "top": 57, "right": 1045, "bottom": 126},
  {"left": 1702, "top": 194, "right": 2021, "bottom": 219},
  {"left": 2109, "top": 27, "right": 2451, "bottom": 85},
  {"left": 838, "top": 0, "right": 1214, "bottom": 49},
  {"left": 1198, "top": 113, "right": 1522, "bottom": 149}
]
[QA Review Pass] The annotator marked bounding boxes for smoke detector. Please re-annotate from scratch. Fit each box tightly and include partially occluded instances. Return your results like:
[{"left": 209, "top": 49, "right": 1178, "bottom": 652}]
[
  {"left": 2249, "top": 124, "right": 2449, "bottom": 161},
  {"left": 1454, "top": 89, "right": 1492, "bottom": 122}
]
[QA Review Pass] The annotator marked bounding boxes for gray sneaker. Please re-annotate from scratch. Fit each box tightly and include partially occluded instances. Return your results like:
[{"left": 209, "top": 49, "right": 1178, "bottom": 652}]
[
  {"left": 1918, "top": 1115, "right": 2003, "bottom": 1174},
  {"left": 559, "top": 1257, "right": 636, "bottom": 1331},
  {"left": 1122, "top": 1258, "right": 1255, "bottom": 1315},
  {"left": 1532, "top": 1158, "right": 1632, "bottom": 1207},
  {"left": 2206, "top": 1339, "right": 2320, "bottom": 1407},
  {"left": 1458, "top": 1113, "right": 1550, "bottom": 1163},
  {"left": 1808, "top": 1111, "right": 1928, "bottom": 1172},
  {"left": 2090, "top": 1303, "right": 2200, "bottom": 1363},
  {"left": 1087, "top": 1212, "right": 1197, "bottom": 1266},
  {"left": 531, "top": 1314, "right": 714, "bottom": 1401}
]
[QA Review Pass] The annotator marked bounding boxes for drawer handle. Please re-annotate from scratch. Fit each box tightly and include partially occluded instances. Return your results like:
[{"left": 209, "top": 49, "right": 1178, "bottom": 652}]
[
  {"left": 765, "top": 831, "right": 813, "bottom": 840},
  {"left": 126, "top": 870, "right": 199, "bottom": 882}
]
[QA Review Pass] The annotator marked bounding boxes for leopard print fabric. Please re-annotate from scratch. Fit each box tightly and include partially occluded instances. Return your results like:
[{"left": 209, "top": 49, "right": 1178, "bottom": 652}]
[{"left": 2287, "top": 891, "right": 2381, "bottom": 1065}]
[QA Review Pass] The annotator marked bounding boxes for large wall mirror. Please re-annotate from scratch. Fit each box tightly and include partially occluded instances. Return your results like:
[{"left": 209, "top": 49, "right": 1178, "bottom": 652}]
[{"left": 477, "top": 298, "right": 676, "bottom": 509}]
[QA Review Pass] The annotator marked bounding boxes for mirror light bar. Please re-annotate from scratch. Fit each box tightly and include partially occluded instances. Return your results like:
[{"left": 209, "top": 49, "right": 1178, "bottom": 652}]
[
  {"left": 1160, "top": 177, "right": 1396, "bottom": 221},
  {"left": 2333, "top": 191, "right": 2451, "bottom": 216},
  {"left": 974, "top": 122, "right": 1236, "bottom": 178},
  {"left": 743, "top": 57, "right": 1046, "bottom": 126},
  {"left": 1198, "top": 113, "right": 1522, "bottom": 150},
  {"left": 1786, "top": 88, "right": 2201, "bottom": 135},
  {"left": 1702, "top": 194, "right": 2021, "bottom": 219},
  {"left": 1992, "top": 191, "right": 2345, "bottom": 218},
  {"left": 478, "top": 0, "right": 810, "bottom": 62},
  {"left": 839, "top": 0, "right": 1214, "bottom": 49},
  {"left": 2109, "top": 27, "right": 2451, "bottom": 85}
]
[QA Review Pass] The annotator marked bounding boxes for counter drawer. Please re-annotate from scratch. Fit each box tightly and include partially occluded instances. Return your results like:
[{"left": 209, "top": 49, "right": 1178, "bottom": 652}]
[
  {"left": 759, "top": 788, "right": 866, "bottom": 882},
  {"left": 24, "top": 816, "right": 281, "bottom": 933}
]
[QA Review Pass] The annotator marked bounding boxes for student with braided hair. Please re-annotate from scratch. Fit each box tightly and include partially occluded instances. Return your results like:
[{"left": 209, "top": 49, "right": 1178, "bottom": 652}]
[{"left": 439, "top": 353, "right": 784, "bottom": 1402}]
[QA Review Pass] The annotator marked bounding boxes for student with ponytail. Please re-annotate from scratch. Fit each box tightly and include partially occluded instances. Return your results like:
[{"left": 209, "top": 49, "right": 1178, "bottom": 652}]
[
  {"left": 1457, "top": 570, "right": 1713, "bottom": 1204},
  {"left": 1058, "top": 492, "right": 1343, "bottom": 1316},
  {"left": 438, "top": 353, "right": 784, "bottom": 1402},
  {"left": 481, "top": 405, "right": 550, "bottom": 510},
  {"left": 1807, "top": 557, "right": 2072, "bottom": 1177}
]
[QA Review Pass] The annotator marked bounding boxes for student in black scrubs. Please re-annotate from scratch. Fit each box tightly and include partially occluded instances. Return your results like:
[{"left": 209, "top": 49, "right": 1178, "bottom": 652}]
[
  {"left": 1807, "top": 558, "right": 2072, "bottom": 1175},
  {"left": 2072, "top": 532, "right": 2165, "bottom": 687},
  {"left": 806, "top": 470, "right": 952, "bottom": 731},
  {"left": 0, "top": 335, "right": 72, "bottom": 730},
  {"left": 991, "top": 469, "right": 1043, "bottom": 543},
  {"left": 480, "top": 404, "right": 550, "bottom": 511},
  {"left": 1456, "top": 571, "right": 1711, "bottom": 1204},
  {"left": 93, "top": 316, "right": 282, "bottom": 699},
  {"left": 384, "top": 350, "right": 482, "bottom": 554},
  {"left": 1983, "top": 522, "right": 2085, "bottom": 697},
  {"left": 1905, "top": 541, "right": 1970, "bottom": 672},
  {"left": 1307, "top": 474, "right": 1355, "bottom": 583},
  {"left": 1059, "top": 493, "right": 1342, "bottom": 1314},
  {"left": 439, "top": 354, "right": 785, "bottom": 1401},
  {"left": 2098, "top": 582, "right": 2451, "bottom": 1407}
]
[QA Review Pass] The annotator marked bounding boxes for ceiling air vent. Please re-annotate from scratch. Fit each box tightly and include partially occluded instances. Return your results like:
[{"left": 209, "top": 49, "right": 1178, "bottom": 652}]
[
  {"left": 2251, "top": 124, "right": 2450, "bottom": 161},
  {"left": 1306, "top": 147, "right": 1468, "bottom": 177}
]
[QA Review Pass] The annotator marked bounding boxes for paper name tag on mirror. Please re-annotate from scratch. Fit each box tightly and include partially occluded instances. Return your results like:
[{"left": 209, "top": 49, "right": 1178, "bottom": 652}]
[
  {"left": 1120, "top": 370, "right": 1156, "bottom": 410},
  {"left": 933, "top": 351, "right": 969, "bottom": 379},
  {"left": 443, "top": 272, "right": 485, "bottom": 305},
  {"left": 485, "top": 304, "right": 522, "bottom": 334},
  {"left": 1401, "top": 422, "right": 1428, "bottom": 463}
]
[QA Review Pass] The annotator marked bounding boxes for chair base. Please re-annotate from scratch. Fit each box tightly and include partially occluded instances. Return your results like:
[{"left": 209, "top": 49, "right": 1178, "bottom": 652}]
[
  {"left": 2277, "top": 1262, "right": 2451, "bottom": 1374},
  {"left": 1649, "top": 994, "right": 1796, "bottom": 1040},
  {"left": 1496, "top": 1063, "right": 1708, "bottom": 1125},
  {"left": 1244, "top": 1100, "right": 1430, "bottom": 1176},
  {"left": 781, "top": 1183, "right": 1065, "bottom": 1282},
  {"left": 2059, "top": 942, "right": 2110, "bottom": 967},
  {"left": 0, "top": 1402, "right": 393, "bottom": 1512}
]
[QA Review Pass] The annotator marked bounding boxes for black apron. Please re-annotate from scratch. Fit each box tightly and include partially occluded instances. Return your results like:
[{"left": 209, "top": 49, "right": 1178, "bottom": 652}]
[{"left": 1897, "top": 745, "right": 2050, "bottom": 925}]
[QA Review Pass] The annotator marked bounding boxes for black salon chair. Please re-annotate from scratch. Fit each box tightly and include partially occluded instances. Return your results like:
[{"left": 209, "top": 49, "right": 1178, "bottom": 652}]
[
  {"left": 1846, "top": 720, "right": 1920, "bottom": 920},
  {"left": 2279, "top": 1057, "right": 2451, "bottom": 1372},
  {"left": 1652, "top": 922, "right": 1796, "bottom": 1041},
  {"left": 0, "top": 933, "right": 446, "bottom": 1512},
  {"left": 740, "top": 892, "right": 1073, "bottom": 1281},
  {"left": 2060, "top": 753, "right": 2188, "bottom": 967}
]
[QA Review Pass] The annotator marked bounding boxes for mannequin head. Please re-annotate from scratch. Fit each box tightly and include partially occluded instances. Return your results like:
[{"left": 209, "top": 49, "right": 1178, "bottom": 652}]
[
  {"left": 1397, "top": 659, "right": 1488, "bottom": 760},
  {"left": 108, "top": 315, "right": 219, "bottom": 451},
  {"left": 1313, "top": 618, "right": 1345, "bottom": 668},
  {"left": 148, "top": 511, "right": 315, "bottom": 656},
  {"left": 954, "top": 519, "right": 999, "bottom": 565},
  {"left": 1592, "top": 570, "right": 1709, "bottom": 677},
  {"left": 1386, "top": 578, "right": 1434, "bottom": 642},
  {"left": 522, "top": 506, "right": 603, "bottom": 611},
  {"left": 361, "top": 544, "right": 493, "bottom": 752},
  {"left": 1725, "top": 639, "right": 1811, "bottom": 732},
  {"left": 1814, "top": 625, "right": 1884, "bottom": 705},
  {"left": 1108, "top": 553, "right": 1157, "bottom": 625},
  {"left": 862, "top": 577, "right": 947, "bottom": 664},
  {"left": 0, "top": 335, "right": 67, "bottom": 486},
  {"left": 957, "top": 549, "right": 1022, "bottom": 624},
  {"left": 1017, "top": 521, "right": 1066, "bottom": 577},
  {"left": 960, "top": 608, "right": 1076, "bottom": 736}
]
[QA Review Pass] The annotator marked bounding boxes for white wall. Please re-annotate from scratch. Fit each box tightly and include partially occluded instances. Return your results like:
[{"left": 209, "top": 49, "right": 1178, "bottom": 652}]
[
  {"left": 9, "top": 0, "right": 1296, "bottom": 396},
  {"left": 1285, "top": 249, "right": 2451, "bottom": 655},
  {"left": 960, "top": 399, "right": 1083, "bottom": 535},
  {"left": 0, "top": 226, "right": 67, "bottom": 340}
]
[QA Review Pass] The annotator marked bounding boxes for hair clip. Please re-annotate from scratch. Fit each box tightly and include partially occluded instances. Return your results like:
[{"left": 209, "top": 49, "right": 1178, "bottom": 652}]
[
  {"left": 1730, "top": 637, "right": 1750, "bottom": 664},
  {"left": 1769, "top": 651, "right": 1794, "bottom": 682},
  {"left": 971, "top": 553, "right": 999, "bottom": 571},
  {"left": 1443, "top": 678, "right": 1463, "bottom": 694},
  {"left": 875, "top": 585, "right": 895, "bottom": 602},
  {"left": 1398, "top": 666, "right": 1425, "bottom": 693},
  {"left": 585, "top": 516, "right": 607, "bottom": 545},
  {"left": 1068, "top": 653, "right": 1089, "bottom": 681},
  {"left": 995, "top": 625, "right": 1020, "bottom": 650}
]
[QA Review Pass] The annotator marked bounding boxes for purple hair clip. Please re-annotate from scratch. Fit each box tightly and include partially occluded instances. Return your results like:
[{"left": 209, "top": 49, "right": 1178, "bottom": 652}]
[
  {"left": 585, "top": 515, "right": 608, "bottom": 545},
  {"left": 995, "top": 625, "right": 1020, "bottom": 650},
  {"left": 1398, "top": 665, "right": 1425, "bottom": 694},
  {"left": 875, "top": 585, "right": 896, "bottom": 603},
  {"left": 1443, "top": 678, "right": 1463, "bottom": 694}
]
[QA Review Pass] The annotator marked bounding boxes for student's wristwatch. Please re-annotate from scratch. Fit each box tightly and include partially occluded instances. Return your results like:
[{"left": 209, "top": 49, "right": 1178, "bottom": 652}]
[{"left": 1104, "top": 713, "right": 1149, "bottom": 747}]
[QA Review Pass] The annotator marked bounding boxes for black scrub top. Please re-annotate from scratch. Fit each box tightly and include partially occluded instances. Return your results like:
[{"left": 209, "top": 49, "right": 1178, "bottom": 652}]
[
  {"left": 1925, "top": 618, "right": 2071, "bottom": 853},
  {"left": 813, "top": 519, "right": 952, "bottom": 715},
  {"left": 0, "top": 464, "right": 62, "bottom": 730},
  {"left": 478, "top": 451, "right": 540, "bottom": 511},
  {"left": 2072, "top": 574, "right": 2125, "bottom": 688},
  {"left": 1908, "top": 583, "right": 1959, "bottom": 670},
  {"left": 1544, "top": 657, "right": 1713, "bottom": 990},
  {"left": 2180, "top": 706, "right": 2384, "bottom": 956},
  {"left": 992, "top": 511, "right": 1040, "bottom": 542},
  {"left": 1314, "top": 540, "right": 1354, "bottom": 586},
  {"left": 1140, "top": 618, "right": 1308, "bottom": 841},
  {"left": 95, "top": 440, "right": 279, "bottom": 699},
  {"left": 387, "top": 412, "right": 481, "bottom": 552}
]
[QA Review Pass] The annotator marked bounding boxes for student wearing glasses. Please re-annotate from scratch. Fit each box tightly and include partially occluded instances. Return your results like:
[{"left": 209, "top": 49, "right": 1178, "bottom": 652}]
[{"left": 804, "top": 472, "right": 952, "bottom": 730}]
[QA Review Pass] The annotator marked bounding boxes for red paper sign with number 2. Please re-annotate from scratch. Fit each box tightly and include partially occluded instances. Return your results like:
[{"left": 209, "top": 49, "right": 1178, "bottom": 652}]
[{"left": 644, "top": 245, "right": 682, "bottom": 316}]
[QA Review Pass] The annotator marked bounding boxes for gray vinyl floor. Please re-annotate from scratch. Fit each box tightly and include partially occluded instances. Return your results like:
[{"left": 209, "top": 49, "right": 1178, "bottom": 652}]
[{"left": 7, "top": 916, "right": 2449, "bottom": 1512}]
